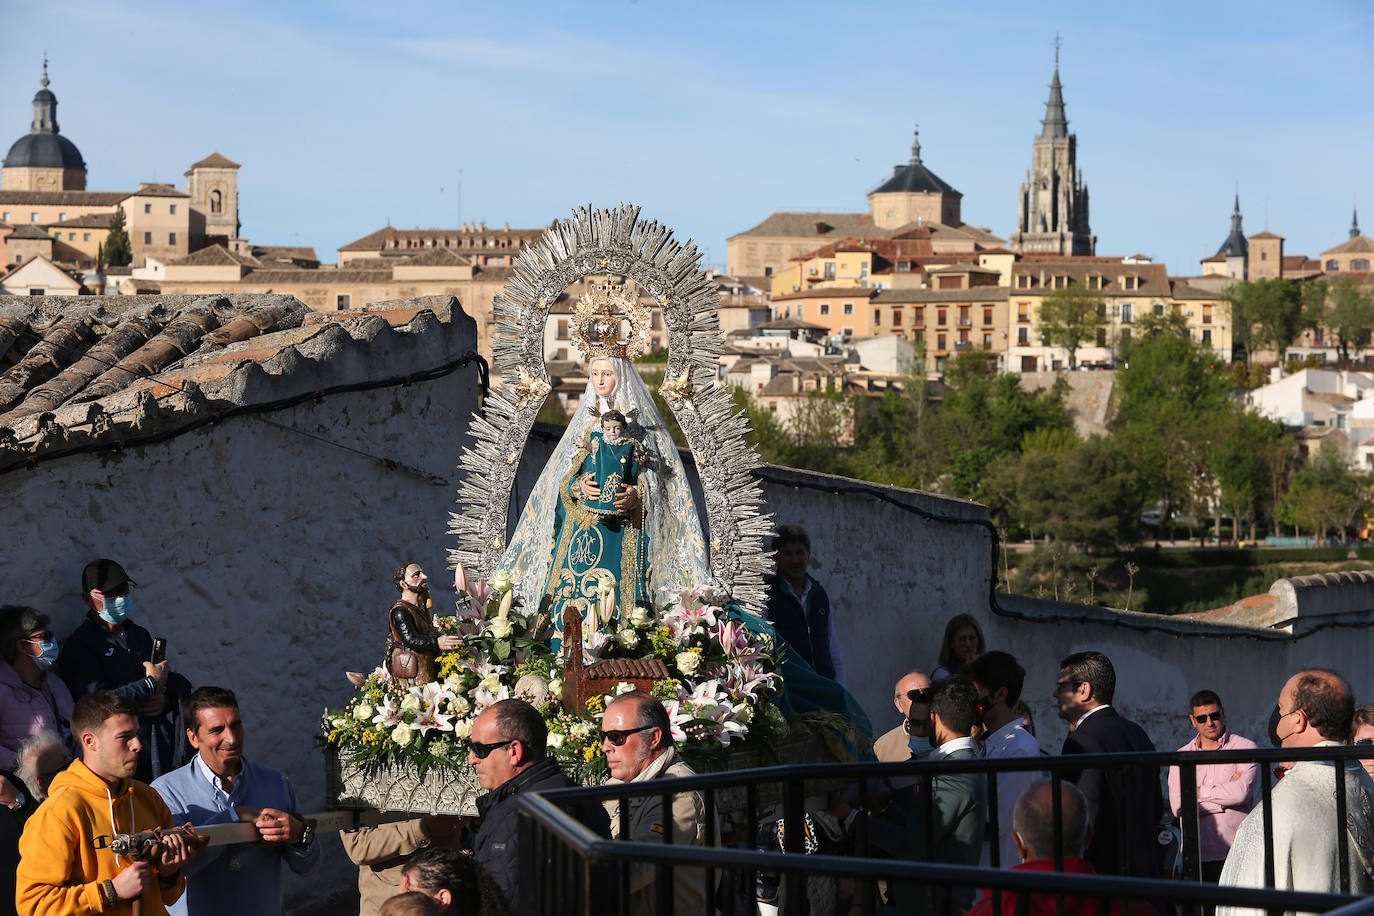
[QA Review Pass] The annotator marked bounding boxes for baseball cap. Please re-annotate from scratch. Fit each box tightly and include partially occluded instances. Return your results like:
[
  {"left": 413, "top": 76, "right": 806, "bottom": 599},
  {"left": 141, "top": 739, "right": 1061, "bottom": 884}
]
[{"left": 81, "top": 559, "right": 136, "bottom": 594}]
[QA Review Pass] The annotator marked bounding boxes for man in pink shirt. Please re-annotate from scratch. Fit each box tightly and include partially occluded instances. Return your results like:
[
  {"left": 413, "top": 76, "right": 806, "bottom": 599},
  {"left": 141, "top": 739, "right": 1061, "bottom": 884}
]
[{"left": 1167, "top": 689, "right": 1258, "bottom": 886}]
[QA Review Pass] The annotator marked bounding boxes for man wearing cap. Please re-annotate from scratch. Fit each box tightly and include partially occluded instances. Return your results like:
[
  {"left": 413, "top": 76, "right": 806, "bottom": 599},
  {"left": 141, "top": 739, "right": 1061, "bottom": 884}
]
[{"left": 60, "top": 560, "right": 193, "bottom": 782}]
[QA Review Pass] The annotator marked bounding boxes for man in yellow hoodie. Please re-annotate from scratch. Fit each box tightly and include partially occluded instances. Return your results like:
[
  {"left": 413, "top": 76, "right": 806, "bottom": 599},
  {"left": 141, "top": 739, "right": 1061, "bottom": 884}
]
[{"left": 16, "top": 690, "right": 195, "bottom": 915}]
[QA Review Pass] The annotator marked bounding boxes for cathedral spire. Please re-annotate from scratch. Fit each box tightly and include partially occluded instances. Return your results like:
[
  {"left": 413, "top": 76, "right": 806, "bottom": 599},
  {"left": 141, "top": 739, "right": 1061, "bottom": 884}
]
[
  {"left": 1231, "top": 193, "right": 1243, "bottom": 233},
  {"left": 910, "top": 124, "right": 922, "bottom": 165},
  {"left": 30, "top": 57, "right": 59, "bottom": 135},
  {"left": 1353, "top": 205, "right": 1362, "bottom": 240},
  {"left": 1041, "top": 38, "right": 1068, "bottom": 139}
]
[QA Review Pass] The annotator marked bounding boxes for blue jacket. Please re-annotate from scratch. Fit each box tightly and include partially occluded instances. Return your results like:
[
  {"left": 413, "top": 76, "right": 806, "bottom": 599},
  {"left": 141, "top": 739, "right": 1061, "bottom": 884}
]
[
  {"left": 152, "top": 755, "right": 319, "bottom": 916},
  {"left": 765, "top": 575, "right": 837, "bottom": 680}
]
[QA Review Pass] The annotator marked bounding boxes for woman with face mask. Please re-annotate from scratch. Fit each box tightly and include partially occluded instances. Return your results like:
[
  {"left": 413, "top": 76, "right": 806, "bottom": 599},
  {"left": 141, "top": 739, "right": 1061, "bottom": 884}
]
[{"left": 0, "top": 606, "right": 73, "bottom": 773}]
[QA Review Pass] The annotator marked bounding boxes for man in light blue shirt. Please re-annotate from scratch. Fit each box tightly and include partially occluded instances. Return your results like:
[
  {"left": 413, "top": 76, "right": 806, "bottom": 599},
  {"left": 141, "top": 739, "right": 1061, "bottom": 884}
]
[{"left": 152, "top": 686, "right": 319, "bottom": 915}]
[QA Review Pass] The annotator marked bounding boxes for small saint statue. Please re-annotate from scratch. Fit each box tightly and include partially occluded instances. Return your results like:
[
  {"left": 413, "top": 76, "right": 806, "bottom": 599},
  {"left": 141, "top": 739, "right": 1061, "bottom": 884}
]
[{"left": 575, "top": 410, "right": 641, "bottom": 516}]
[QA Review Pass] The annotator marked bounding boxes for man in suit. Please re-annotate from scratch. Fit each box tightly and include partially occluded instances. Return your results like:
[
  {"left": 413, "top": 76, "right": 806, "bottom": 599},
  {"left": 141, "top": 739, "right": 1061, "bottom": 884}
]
[
  {"left": 871, "top": 676, "right": 986, "bottom": 915},
  {"left": 1056, "top": 650, "right": 1163, "bottom": 878}
]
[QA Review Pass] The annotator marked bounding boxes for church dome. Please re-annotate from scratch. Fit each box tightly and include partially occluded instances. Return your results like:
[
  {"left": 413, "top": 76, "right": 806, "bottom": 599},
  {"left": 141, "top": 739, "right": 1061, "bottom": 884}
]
[
  {"left": 870, "top": 128, "right": 958, "bottom": 196},
  {"left": 4, "top": 132, "right": 85, "bottom": 170},
  {"left": 3, "top": 62, "right": 85, "bottom": 172}
]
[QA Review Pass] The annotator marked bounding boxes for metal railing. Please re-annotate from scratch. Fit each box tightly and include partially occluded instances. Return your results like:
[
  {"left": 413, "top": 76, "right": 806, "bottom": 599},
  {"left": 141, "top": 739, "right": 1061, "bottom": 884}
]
[{"left": 513, "top": 744, "right": 1374, "bottom": 916}]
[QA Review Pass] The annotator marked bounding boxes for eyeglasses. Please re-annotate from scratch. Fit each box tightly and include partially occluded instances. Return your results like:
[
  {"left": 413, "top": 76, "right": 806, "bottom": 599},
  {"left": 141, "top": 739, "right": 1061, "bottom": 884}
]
[
  {"left": 468, "top": 739, "right": 513, "bottom": 759},
  {"left": 1356, "top": 738, "right": 1374, "bottom": 747},
  {"left": 1053, "top": 680, "right": 1084, "bottom": 695},
  {"left": 23, "top": 631, "right": 53, "bottom": 643},
  {"left": 600, "top": 725, "right": 655, "bottom": 746},
  {"left": 1193, "top": 712, "right": 1223, "bottom": 724}
]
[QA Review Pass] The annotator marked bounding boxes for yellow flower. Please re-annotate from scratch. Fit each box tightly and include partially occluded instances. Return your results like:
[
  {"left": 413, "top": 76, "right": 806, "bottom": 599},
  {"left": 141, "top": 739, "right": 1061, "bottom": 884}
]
[
  {"left": 583, "top": 745, "right": 600, "bottom": 762},
  {"left": 585, "top": 694, "right": 604, "bottom": 713}
]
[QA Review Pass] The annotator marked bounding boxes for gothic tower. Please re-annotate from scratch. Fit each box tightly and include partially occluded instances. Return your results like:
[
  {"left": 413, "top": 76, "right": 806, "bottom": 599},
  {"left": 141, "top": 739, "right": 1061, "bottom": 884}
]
[{"left": 1009, "top": 47, "right": 1094, "bottom": 256}]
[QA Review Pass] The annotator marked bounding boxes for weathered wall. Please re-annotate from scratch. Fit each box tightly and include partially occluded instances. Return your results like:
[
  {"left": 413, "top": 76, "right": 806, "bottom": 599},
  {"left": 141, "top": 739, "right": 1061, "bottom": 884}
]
[{"left": 0, "top": 312, "right": 482, "bottom": 911}]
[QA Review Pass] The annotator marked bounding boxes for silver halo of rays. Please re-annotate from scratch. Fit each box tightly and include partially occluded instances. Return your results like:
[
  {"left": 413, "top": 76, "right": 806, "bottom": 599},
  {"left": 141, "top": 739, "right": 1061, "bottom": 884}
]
[{"left": 447, "top": 203, "right": 775, "bottom": 616}]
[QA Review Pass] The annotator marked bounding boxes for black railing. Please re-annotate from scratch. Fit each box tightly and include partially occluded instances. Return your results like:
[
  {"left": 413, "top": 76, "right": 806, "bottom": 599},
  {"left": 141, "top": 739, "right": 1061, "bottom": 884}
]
[{"left": 514, "top": 744, "right": 1374, "bottom": 916}]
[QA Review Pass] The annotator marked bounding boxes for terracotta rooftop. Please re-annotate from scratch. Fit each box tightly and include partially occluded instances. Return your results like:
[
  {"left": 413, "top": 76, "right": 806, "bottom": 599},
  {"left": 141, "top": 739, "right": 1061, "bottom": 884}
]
[
  {"left": 772, "top": 286, "right": 878, "bottom": 302},
  {"left": 1324, "top": 235, "right": 1374, "bottom": 256},
  {"left": 188, "top": 152, "right": 241, "bottom": 170},
  {"left": 128, "top": 184, "right": 189, "bottom": 199},
  {"left": 0, "top": 294, "right": 472, "bottom": 469},
  {"left": 169, "top": 245, "right": 261, "bottom": 268},
  {"left": 873, "top": 287, "right": 1009, "bottom": 304},
  {"left": 338, "top": 225, "right": 543, "bottom": 252},
  {"left": 0, "top": 190, "right": 129, "bottom": 207},
  {"left": 45, "top": 213, "right": 114, "bottom": 229},
  {"left": 8, "top": 224, "right": 52, "bottom": 240}
]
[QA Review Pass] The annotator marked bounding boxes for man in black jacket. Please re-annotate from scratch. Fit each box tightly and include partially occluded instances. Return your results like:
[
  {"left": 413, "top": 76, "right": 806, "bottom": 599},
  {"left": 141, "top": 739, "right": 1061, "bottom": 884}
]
[
  {"left": 468, "top": 699, "right": 611, "bottom": 911},
  {"left": 59, "top": 559, "right": 193, "bottom": 782},
  {"left": 1056, "top": 650, "right": 1163, "bottom": 878}
]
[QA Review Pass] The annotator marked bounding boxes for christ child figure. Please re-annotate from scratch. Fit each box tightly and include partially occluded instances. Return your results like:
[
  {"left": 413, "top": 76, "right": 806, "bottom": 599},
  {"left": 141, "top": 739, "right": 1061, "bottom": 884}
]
[{"left": 576, "top": 410, "right": 640, "bottom": 515}]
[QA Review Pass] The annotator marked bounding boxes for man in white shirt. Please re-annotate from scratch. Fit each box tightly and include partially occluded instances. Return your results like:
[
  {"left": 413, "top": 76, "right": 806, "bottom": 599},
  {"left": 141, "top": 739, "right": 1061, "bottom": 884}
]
[{"left": 968, "top": 650, "right": 1042, "bottom": 868}]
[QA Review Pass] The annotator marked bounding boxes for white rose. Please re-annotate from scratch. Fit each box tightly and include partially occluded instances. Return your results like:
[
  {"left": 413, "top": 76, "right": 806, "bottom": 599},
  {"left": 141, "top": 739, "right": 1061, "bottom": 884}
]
[
  {"left": 353, "top": 703, "right": 373, "bottom": 721},
  {"left": 547, "top": 732, "right": 565, "bottom": 750},
  {"left": 444, "top": 674, "right": 464, "bottom": 691},
  {"left": 453, "top": 719, "right": 473, "bottom": 739},
  {"left": 596, "top": 577, "right": 616, "bottom": 599},
  {"left": 616, "top": 629, "right": 640, "bottom": 649},
  {"left": 400, "top": 693, "right": 422, "bottom": 712},
  {"left": 331, "top": 717, "right": 347, "bottom": 729},
  {"left": 480, "top": 673, "right": 504, "bottom": 693},
  {"left": 492, "top": 570, "right": 514, "bottom": 592},
  {"left": 676, "top": 651, "right": 701, "bottom": 676},
  {"left": 391, "top": 723, "right": 414, "bottom": 746},
  {"left": 629, "top": 606, "right": 652, "bottom": 628},
  {"left": 615, "top": 681, "right": 637, "bottom": 696},
  {"left": 549, "top": 678, "right": 563, "bottom": 698},
  {"left": 448, "top": 695, "right": 472, "bottom": 717},
  {"left": 489, "top": 616, "right": 514, "bottom": 639}
]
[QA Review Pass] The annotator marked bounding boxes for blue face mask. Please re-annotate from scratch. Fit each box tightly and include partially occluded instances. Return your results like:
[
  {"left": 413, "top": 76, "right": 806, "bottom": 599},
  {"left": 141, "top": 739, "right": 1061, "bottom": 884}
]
[
  {"left": 908, "top": 733, "right": 933, "bottom": 756},
  {"left": 29, "top": 639, "right": 59, "bottom": 670},
  {"left": 98, "top": 594, "right": 131, "bottom": 625}
]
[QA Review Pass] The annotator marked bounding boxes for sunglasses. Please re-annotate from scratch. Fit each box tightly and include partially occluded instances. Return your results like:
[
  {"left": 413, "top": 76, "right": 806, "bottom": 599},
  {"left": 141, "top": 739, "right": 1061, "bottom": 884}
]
[
  {"left": 468, "top": 739, "right": 513, "bottom": 759},
  {"left": 1193, "top": 712, "right": 1223, "bottom": 724},
  {"left": 1053, "top": 680, "right": 1084, "bottom": 695},
  {"left": 906, "top": 688, "right": 932, "bottom": 704},
  {"left": 600, "top": 725, "right": 655, "bottom": 746}
]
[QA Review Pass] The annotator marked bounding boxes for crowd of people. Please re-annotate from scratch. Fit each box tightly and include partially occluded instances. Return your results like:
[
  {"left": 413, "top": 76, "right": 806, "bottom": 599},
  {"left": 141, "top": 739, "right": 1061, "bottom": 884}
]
[{"left": 4, "top": 541, "right": 1374, "bottom": 916}]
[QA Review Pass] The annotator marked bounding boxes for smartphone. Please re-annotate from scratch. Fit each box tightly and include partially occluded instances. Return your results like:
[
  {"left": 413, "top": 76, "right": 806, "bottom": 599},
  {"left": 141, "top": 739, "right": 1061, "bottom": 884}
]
[{"left": 151, "top": 638, "right": 167, "bottom": 665}]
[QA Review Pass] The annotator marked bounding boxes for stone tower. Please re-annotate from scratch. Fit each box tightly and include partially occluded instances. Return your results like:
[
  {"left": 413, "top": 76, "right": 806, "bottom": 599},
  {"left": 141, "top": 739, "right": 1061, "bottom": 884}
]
[
  {"left": 1009, "top": 48, "right": 1094, "bottom": 256},
  {"left": 1, "top": 60, "right": 87, "bottom": 192},
  {"left": 185, "top": 152, "right": 241, "bottom": 250}
]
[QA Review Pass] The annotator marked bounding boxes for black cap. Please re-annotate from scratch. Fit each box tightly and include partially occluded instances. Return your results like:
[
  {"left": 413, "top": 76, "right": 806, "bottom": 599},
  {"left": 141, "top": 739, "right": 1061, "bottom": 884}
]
[{"left": 81, "top": 559, "right": 135, "bottom": 594}]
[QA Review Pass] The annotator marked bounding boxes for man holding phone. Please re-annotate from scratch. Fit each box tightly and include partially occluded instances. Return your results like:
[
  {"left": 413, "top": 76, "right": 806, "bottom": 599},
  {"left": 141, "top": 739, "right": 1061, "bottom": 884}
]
[{"left": 60, "top": 559, "right": 194, "bottom": 782}]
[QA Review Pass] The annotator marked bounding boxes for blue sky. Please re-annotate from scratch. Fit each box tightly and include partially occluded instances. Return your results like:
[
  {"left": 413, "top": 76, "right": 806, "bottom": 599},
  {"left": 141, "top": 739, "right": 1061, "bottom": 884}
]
[{"left": 6, "top": 0, "right": 1372, "bottom": 274}]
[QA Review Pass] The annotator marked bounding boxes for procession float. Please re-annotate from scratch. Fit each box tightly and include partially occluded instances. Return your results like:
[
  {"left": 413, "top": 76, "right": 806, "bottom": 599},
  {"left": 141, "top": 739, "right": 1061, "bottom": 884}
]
[{"left": 323, "top": 205, "right": 860, "bottom": 818}]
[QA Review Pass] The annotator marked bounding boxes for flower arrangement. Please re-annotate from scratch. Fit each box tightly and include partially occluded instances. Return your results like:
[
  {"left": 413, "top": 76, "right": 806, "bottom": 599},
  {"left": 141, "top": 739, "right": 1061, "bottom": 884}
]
[{"left": 323, "top": 567, "right": 789, "bottom": 783}]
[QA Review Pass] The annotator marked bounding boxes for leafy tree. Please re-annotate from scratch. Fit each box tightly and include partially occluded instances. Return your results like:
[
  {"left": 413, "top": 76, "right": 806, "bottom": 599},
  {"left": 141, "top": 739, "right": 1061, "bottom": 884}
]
[
  {"left": 1277, "top": 446, "right": 1373, "bottom": 543},
  {"left": 1323, "top": 278, "right": 1374, "bottom": 362},
  {"left": 1038, "top": 284, "right": 1107, "bottom": 368},
  {"left": 1226, "top": 279, "right": 1304, "bottom": 361},
  {"left": 1210, "top": 410, "right": 1287, "bottom": 542},
  {"left": 100, "top": 207, "right": 132, "bottom": 268},
  {"left": 1015, "top": 436, "right": 1146, "bottom": 552},
  {"left": 1114, "top": 334, "right": 1233, "bottom": 532}
]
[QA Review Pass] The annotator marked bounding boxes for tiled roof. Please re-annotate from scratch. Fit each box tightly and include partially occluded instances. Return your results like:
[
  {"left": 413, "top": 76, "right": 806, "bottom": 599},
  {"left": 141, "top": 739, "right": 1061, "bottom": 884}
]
[
  {"left": 0, "top": 294, "right": 469, "bottom": 468},
  {"left": 1324, "top": 235, "right": 1374, "bottom": 256},
  {"left": 46, "top": 213, "right": 114, "bottom": 229},
  {"left": 243, "top": 268, "right": 394, "bottom": 283},
  {"left": 755, "top": 317, "right": 827, "bottom": 331},
  {"left": 1250, "top": 231, "right": 1283, "bottom": 240},
  {"left": 773, "top": 286, "right": 877, "bottom": 302},
  {"left": 127, "top": 185, "right": 189, "bottom": 199},
  {"left": 0, "top": 190, "right": 128, "bottom": 206},
  {"left": 1010, "top": 262, "right": 1171, "bottom": 297},
  {"left": 874, "top": 287, "right": 1009, "bottom": 304},
  {"left": 188, "top": 152, "right": 241, "bottom": 170},
  {"left": 396, "top": 247, "right": 472, "bottom": 267},
  {"left": 169, "top": 245, "right": 260, "bottom": 268},
  {"left": 250, "top": 245, "right": 319, "bottom": 264},
  {"left": 338, "top": 225, "right": 543, "bottom": 252},
  {"left": 1168, "top": 280, "right": 1218, "bottom": 299},
  {"left": 730, "top": 212, "right": 879, "bottom": 240},
  {"left": 8, "top": 224, "right": 52, "bottom": 240}
]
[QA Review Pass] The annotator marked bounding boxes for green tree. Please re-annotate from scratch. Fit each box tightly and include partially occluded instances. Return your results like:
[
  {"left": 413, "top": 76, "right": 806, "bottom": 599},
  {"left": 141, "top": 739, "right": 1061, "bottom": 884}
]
[
  {"left": 1038, "top": 284, "right": 1107, "bottom": 368},
  {"left": 1015, "top": 435, "right": 1146, "bottom": 552},
  {"left": 100, "top": 207, "right": 132, "bottom": 268},
  {"left": 1210, "top": 410, "right": 1287, "bottom": 542},
  {"left": 1323, "top": 278, "right": 1374, "bottom": 362},
  {"left": 1226, "top": 278, "right": 1304, "bottom": 361},
  {"left": 1114, "top": 334, "right": 1233, "bottom": 533},
  {"left": 1277, "top": 446, "right": 1373, "bottom": 543}
]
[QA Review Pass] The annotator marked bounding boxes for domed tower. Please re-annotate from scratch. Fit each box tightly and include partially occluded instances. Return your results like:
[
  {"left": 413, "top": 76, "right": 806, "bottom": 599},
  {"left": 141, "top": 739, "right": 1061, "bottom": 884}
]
[{"left": 2, "top": 60, "right": 87, "bottom": 192}]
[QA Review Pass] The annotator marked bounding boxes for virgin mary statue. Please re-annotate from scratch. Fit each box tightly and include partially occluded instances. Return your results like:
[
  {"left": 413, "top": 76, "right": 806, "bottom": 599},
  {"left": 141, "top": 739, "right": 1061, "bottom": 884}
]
[{"left": 496, "top": 282, "right": 710, "bottom": 648}]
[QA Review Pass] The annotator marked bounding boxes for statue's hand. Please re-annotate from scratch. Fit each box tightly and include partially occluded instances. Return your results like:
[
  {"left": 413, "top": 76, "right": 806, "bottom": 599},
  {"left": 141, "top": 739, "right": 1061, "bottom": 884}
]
[
  {"left": 614, "top": 484, "right": 641, "bottom": 513},
  {"left": 578, "top": 473, "right": 601, "bottom": 501}
]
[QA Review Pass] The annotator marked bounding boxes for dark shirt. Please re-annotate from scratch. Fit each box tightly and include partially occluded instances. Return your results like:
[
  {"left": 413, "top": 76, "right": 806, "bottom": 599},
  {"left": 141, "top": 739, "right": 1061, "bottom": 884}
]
[
  {"left": 58, "top": 615, "right": 192, "bottom": 783},
  {"left": 764, "top": 574, "right": 836, "bottom": 679},
  {"left": 0, "top": 768, "right": 37, "bottom": 916},
  {"left": 473, "top": 757, "right": 611, "bottom": 912}
]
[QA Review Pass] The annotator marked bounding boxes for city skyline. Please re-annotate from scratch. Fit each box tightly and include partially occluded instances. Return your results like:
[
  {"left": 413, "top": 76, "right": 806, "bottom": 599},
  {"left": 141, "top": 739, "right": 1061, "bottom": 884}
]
[{"left": 7, "top": 0, "right": 1372, "bottom": 275}]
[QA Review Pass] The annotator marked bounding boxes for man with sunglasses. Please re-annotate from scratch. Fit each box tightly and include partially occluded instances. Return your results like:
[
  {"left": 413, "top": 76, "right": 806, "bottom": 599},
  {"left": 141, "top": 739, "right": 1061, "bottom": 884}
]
[
  {"left": 874, "top": 670, "right": 931, "bottom": 762},
  {"left": 601, "top": 691, "right": 712, "bottom": 915},
  {"left": 468, "top": 699, "right": 610, "bottom": 912},
  {"left": 1166, "top": 690, "right": 1258, "bottom": 886}
]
